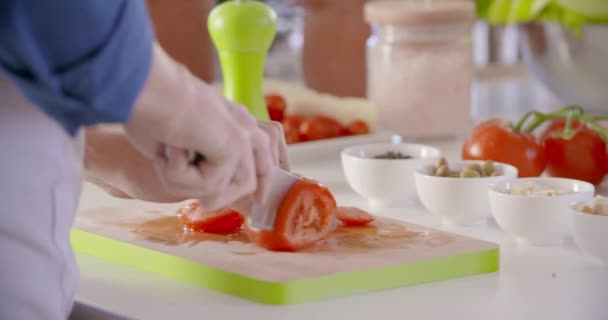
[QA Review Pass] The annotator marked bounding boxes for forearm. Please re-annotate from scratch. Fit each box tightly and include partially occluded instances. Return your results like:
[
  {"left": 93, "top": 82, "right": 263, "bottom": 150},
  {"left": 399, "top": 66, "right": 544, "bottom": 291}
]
[
  {"left": 83, "top": 126, "right": 184, "bottom": 202},
  {"left": 84, "top": 126, "right": 135, "bottom": 199}
]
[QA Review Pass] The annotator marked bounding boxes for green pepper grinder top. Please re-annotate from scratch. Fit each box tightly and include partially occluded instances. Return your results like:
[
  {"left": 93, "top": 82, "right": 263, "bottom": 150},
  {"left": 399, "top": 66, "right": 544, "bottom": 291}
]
[{"left": 208, "top": 0, "right": 277, "bottom": 120}]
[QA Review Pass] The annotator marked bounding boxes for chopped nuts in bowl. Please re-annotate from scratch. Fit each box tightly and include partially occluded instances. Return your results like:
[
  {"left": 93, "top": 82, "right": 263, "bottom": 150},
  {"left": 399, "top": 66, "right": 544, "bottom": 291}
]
[
  {"left": 569, "top": 195, "right": 608, "bottom": 264},
  {"left": 414, "top": 158, "right": 518, "bottom": 226},
  {"left": 489, "top": 178, "right": 595, "bottom": 246}
]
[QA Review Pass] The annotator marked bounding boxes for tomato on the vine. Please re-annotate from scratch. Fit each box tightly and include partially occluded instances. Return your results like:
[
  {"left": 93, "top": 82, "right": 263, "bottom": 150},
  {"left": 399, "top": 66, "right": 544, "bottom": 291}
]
[
  {"left": 540, "top": 119, "right": 607, "bottom": 185},
  {"left": 461, "top": 118, "right": 546, "bottom": 177}
]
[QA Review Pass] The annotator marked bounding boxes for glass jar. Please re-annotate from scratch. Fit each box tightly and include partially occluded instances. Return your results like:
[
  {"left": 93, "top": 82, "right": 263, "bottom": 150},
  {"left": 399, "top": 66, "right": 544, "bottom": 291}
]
[{"left": 364, "top": 0, "right": 475, "bottom": 139}]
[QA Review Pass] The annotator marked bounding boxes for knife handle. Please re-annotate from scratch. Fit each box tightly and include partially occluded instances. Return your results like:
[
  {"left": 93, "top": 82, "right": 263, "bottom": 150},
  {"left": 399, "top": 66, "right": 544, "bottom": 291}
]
[{"left": 163, "top": 146, "right": 206, "bottom": 167}]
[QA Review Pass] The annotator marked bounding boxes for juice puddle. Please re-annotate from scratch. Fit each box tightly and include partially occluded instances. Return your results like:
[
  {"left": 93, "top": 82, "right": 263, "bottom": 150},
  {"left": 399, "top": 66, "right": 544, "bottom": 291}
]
[
  {"left": 123, "top": 215, "right": 455, "bottom": 252},
  {"left": 123, "top": 216, "right": 248, "bottom": 247}
]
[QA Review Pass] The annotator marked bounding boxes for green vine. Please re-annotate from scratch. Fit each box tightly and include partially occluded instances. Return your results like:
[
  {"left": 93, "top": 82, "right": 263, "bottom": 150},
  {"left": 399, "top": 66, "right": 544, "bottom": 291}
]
[{"left": 511, "top": 105, "right": 608, "bottom": 141}]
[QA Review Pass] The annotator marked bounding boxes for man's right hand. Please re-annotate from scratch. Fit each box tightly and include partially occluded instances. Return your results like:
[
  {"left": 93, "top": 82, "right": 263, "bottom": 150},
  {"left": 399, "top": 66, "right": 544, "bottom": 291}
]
[{"left": 124, "top": 43, "right": 285, "bottom": 210}]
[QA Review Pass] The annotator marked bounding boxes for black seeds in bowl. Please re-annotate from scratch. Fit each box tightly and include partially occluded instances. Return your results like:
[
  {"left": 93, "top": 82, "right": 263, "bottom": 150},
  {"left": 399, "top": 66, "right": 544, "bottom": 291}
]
[{"left": 373, "top": 151, "right": 412, "bottom": 159}]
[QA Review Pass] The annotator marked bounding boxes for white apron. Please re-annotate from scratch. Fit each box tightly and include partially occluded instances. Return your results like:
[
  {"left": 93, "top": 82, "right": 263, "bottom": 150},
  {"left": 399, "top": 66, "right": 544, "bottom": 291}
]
[{"left": 0, "top": 75, "right": 84, "bottom": 319}]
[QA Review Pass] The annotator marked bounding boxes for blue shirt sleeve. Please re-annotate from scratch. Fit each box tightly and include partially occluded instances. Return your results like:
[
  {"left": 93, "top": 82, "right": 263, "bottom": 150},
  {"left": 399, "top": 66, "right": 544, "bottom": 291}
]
[{"left": 0, "top": 0, "right": 154, "bottom": 136}]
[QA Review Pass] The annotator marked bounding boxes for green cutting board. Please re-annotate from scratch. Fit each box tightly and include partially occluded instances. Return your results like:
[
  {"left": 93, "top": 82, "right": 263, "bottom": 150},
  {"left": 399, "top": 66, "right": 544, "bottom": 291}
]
[{"left": 71, "top": 201, "right": 499, "bottom": 305}]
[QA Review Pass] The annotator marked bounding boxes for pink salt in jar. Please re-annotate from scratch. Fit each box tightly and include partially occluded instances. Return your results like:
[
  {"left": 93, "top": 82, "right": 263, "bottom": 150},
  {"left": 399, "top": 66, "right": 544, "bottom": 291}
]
[{"left": 364, "top": 0, "right": 475, "bottom": 139}]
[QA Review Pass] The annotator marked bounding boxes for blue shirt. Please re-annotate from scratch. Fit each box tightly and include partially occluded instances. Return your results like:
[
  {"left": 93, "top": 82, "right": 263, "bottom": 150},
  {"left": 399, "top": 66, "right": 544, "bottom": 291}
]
[{"left": 0, "top": 0, "right": 154, "bottom": 136}]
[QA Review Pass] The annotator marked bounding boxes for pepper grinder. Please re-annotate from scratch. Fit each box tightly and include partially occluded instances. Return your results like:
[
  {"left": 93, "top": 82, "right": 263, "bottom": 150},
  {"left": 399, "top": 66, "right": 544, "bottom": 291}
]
[{"left": 208, "top": 0, "right": 277, "bottom": 120}]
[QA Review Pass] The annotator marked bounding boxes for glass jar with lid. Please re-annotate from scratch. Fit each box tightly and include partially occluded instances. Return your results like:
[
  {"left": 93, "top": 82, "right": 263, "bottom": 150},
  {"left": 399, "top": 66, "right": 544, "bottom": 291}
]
[{"left": 364, "top": 0, "right": 475, "bottom": 139}]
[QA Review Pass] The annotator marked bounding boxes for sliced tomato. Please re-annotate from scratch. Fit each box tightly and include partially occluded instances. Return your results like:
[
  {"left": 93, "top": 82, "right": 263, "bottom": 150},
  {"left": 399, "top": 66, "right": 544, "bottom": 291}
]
[
  {"left": 335, "top": 206, "right": 375, "bottom": 226},
  {"left": 177, "top": 201, "right": 244, "bottom": 234},
  {"left": 246, "top": 179, "right": 336, "bottom": 251},
  {"left": 265, "top": 94, "right": 286, "bottom": 122}
]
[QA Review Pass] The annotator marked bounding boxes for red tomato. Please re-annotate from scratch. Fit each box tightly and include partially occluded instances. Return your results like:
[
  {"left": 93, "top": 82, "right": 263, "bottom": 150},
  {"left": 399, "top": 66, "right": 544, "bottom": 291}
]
[
  {"left": 462, "top": 119, "right": 546, "bottom": 177},
  {"left": 265, "top": 94, "right": 286, "bottom": 122},
  {"left": 540, "top": 119, "right": 607, "bottom": 185},
  {"left": 177, "top": 202, "right": 244, "bottom": 234},
  {"left": 299, "top": 116, "right": 342, "bottom": 141},
  {"left": 282, "top": 115, "right": 304, "bottom": 144},
  {"left": 335, "top": 206, "right": 375, "bottom": 227},
  {"left": 342, "top": 120, "right": 370, "bottom": 136},
  {"left": 282, "top": 115, "right": 304, "bottom": 130},
  {"left": 284, "top": 125, "right": 301, "bottom": 144},
  {"left": 246, "top": 179, "right": 337, "bottom": 251}
]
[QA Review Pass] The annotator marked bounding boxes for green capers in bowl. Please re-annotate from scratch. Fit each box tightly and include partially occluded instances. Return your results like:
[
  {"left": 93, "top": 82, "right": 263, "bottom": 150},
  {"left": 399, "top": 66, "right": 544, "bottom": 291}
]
[{"left": 431, "top": 157, "right": 501, "bottom": 178}]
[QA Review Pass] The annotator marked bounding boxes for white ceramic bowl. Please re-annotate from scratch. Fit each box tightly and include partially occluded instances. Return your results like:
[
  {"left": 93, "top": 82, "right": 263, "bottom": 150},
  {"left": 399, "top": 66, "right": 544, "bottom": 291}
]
[
  {"left": 489, "top": 178, "right": 595, "bottom": 246},
  {"left": 341, "top": 143, "right": 441, "bottom": 207},
  {"left": 414, "top": 160, "right": 518, "bottom": 226},
  {"left": 569, "top": 201, "right": 608, "bottom": 264}
]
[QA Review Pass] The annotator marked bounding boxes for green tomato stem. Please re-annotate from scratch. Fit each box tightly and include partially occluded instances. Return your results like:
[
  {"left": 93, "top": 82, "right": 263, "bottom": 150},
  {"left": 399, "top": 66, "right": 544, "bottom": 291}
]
[
  {"left": 512, "top": 111, "right": 538, "bottom": 133},
  {"left": 521, "top": 105, "right": 585, "bottom": 133},
  {"left": 587, "top": 121, "right": 608, "bottom": 142},
  {"left": 509, "top": 104, "right": 608, "bottom": 144},
  {"left": 562, "top": 112, "right": 576, "bottom": 139}
]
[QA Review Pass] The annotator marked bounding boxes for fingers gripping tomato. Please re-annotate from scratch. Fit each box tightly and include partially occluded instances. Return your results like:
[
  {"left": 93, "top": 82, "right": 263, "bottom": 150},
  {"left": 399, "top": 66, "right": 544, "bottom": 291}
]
[
  {"left": 540, "top": 119, "right": 608, "bottom": 185},
  {"left": 461, "top": 119, "right": 546, "bottom": 177},
  {"left": 246, "top": 179, "right": 337, "bottom": 251}
]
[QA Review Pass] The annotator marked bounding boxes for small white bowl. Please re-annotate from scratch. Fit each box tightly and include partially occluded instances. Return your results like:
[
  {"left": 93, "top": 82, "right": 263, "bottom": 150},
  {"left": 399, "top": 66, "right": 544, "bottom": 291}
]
[
  {"left": 341, "top": 143, "right": 441, "bottom": 207},
  {"left": 489, "top": 178, "right": 595, "bottom": 246},
  {"left": 569, "top": 201, "right": 608, "bottom": 264},
  {"left": 414, "top": 160, "right": 518, "bottom": 226}
]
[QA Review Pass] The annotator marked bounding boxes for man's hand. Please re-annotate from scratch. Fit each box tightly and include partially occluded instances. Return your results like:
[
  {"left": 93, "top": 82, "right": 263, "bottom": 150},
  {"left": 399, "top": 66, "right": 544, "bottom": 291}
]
[{"left": 84, "top": 119, "right": 290, "bottom": 205}]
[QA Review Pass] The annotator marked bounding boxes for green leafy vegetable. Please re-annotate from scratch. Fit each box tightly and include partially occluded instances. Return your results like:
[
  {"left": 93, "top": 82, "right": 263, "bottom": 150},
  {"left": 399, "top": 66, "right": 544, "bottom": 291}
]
[{"left": 475, "top": 0, "right": 608, "bottom": 34}]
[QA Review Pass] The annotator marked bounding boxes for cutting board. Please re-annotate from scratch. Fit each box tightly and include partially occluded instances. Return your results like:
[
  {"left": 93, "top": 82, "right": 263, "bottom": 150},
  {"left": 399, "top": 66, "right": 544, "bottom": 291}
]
[{"left": 71, "top": 201, "right": 499, "bottom": 305}]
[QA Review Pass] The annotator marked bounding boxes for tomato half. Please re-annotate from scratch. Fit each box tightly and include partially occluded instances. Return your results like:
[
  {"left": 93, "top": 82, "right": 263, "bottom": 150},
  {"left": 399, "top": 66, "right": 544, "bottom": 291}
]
[
  {"left": 177, "top": 202, "right": 244, "bottom": 234},
  {"left": 335, "top": 206, "right": 375, "bottom": 227},
  {"left": 462, "top": 118, "right": 546, "bottom": 177},
  {"left": 342, "top": 120, "right": 370, "bottom": 136},
  {"left": 540, "top": 119, "right": 607, "bottom": 185},
  {"left": 282, "top": 115, "right": 304, "bottom": 144},
  {"left": 246, "top": 179, "right": 337, "bottom": 251},
  {"left": 299, "top": 116, "right": 342, "bottom": 141},
  {"left": 265, "top": 94, "right": 286, "bottom": 123}
]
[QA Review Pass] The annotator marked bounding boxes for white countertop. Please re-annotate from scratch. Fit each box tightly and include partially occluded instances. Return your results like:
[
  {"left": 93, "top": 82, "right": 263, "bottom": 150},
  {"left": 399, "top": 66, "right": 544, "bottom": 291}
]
[{"left": 74, "top": 67, "right": 608, "bottom": 319}]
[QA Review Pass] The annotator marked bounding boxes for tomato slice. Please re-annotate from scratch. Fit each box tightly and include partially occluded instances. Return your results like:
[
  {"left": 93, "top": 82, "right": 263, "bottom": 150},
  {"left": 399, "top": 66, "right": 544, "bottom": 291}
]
[
  {"left": 247, "top": 179, "right": 337, "bottom": 251},
  {"left": 335, "top": 206, "right": 375, "bottom": 226},
  {"left": 265, "top": 94, "right": 286, "bottom": 123},
  {"left": 177, "top": 201, "right": 244, "bottom": 234}
]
